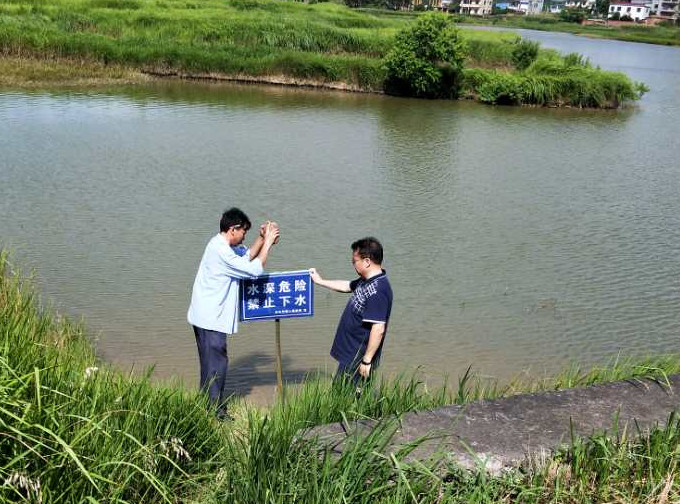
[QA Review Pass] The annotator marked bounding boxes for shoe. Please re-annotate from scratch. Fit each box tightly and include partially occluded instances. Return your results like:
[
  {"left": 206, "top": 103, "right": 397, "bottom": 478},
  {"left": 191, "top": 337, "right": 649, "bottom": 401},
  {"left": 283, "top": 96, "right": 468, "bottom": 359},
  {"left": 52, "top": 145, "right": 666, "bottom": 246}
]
[{"left": 216, "top": 410, "right": 234, "bottom": 422}]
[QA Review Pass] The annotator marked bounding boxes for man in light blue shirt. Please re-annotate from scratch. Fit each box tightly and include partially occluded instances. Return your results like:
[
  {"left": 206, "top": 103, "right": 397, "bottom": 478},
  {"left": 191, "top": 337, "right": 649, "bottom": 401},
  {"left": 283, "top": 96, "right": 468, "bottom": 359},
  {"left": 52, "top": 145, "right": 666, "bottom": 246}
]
[{"left": 188, "top": 207, "right": 279, "bottom": 420}]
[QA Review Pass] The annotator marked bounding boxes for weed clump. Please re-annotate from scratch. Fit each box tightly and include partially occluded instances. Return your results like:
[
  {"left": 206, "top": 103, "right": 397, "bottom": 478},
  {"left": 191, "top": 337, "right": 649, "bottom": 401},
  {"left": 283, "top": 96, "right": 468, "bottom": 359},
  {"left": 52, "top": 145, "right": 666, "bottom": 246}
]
[{"left": 511, "top": 38, "right": 539, "bottom": 70}]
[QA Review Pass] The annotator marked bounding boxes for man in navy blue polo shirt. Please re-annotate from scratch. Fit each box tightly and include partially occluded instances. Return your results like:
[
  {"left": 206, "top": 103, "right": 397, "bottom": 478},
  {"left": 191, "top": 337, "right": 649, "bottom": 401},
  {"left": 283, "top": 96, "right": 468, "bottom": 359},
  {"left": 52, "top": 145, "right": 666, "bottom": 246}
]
[{"left": 309, "top": 237, "right": 393, "bottom": 382}]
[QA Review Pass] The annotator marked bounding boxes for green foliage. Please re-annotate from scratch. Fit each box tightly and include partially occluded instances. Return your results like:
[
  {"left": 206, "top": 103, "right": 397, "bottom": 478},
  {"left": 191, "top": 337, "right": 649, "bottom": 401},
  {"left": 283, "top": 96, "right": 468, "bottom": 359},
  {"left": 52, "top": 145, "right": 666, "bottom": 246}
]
[
  {"left": 383, "top": 12, "right": 466, "bottom": 98},
  {"left": 511, "top": 37, "right": 540, "bottom": 70},
  {"left": 0, "top": 0, "right": 405, "bottom": 90},
  {"left": 595, "top": 0, "right": 610, "bottom": 17},
  {"left": 563, "top": 51, "right": 591, "bottom": 67},
  {"left": 462, "top": 63, "right": 647, "bottom": 107},
  {"left": 558, "top": 7, "right": 589, "bottom": 23},
  {"left": 0, "top": 250, "right": 225, "bottom": 503},
  {"left": 464, "top": 35, "right": 516, "bottom": 66}
]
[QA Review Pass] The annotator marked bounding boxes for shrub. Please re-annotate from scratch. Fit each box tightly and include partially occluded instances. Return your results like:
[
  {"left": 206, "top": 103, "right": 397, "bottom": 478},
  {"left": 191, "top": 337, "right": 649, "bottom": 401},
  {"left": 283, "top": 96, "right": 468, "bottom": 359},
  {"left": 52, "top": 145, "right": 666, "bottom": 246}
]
[
  {"left": 383, "top": 12, "right": 466, "bottom": 98},
  {"left": 511, "top": 38, "right": 540, "bottom": 70},
  {"left": 559, "top": 7, "right": 588, "bottom": 23},
  {"left": 462, "top": 66, "right": 647, "bottom": 107},
  {"left": 477, "top": 71, "right": 523, "bottom": 104}
]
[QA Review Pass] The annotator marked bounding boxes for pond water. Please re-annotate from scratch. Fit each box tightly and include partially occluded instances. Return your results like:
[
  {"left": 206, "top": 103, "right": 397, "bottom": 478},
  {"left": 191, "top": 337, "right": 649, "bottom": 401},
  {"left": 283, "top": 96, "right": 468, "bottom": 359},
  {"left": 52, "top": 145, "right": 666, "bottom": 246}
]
[{"left": 1, "top": 30, "right": 679, "bottom": 403}]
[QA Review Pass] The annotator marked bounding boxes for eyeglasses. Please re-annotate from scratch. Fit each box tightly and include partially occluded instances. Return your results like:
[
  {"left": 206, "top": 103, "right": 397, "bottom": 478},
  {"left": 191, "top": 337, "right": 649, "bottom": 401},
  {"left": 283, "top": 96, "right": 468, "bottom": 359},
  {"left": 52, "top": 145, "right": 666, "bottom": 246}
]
[{"left": 351, "top": 257, "right": 366, "bottom": 265}]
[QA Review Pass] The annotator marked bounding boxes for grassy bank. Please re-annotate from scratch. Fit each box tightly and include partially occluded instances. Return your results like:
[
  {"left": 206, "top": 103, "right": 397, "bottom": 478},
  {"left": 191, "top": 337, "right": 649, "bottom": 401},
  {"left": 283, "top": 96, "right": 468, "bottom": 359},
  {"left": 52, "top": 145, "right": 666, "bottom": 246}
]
[
  {"left": 0, "top": 0, "right": 399, "bottom": 91},
  {"left": 3, "top": 249, "right": 680, "bottom": 502},
  {"left": 0, "top": 0, "right": 646, "bottom": 107},
  {"left": 451, "top": 13, "right": 680, "bottom": 46},
  {"left": 0, "top": 56, "right": 151, "bottom": 87}
]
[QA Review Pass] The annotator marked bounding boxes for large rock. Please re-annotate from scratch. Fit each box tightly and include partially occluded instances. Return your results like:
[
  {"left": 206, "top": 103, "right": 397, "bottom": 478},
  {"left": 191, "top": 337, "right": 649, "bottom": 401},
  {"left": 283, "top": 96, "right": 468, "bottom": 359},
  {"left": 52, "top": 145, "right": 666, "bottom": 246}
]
[{"left": 306, "top": 375, "right": 680, "bottom": 474}]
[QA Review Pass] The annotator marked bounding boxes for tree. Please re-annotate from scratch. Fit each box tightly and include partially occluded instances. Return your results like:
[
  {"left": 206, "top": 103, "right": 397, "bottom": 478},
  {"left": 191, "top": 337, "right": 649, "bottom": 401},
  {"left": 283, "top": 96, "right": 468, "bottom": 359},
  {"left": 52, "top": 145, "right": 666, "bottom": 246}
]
[
  {"left": 383, "top": 13, "right": 467, "bottom": 98},
  {"left": 595, "top": 0, "right": 610, "bottom": 18}
]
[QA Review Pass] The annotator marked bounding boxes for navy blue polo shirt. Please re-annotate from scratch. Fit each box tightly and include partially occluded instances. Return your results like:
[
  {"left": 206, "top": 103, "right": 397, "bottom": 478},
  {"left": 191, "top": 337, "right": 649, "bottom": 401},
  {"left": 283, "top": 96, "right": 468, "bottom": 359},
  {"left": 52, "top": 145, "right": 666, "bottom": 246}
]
[{"left": 330, "top": 270, "right": 393, "bottom": 367}]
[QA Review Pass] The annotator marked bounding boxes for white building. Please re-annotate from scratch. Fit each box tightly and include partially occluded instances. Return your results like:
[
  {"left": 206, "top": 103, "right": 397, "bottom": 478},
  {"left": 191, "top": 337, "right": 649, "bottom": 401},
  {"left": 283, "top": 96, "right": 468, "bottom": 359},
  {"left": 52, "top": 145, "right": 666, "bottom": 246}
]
[
  {"left": 649, "top": 0, "right": 679, "bottom": 20},
  {"left": 564, "top": 0, "right": 596, "bottom": 9},
  {"left": 609, "top": 1, "right": 651, "bottom": 19},
  {"left": 549, "top": 0, "right": 567, "bottom": 13},
  {"left": 459, "top": 0, "right": 493, "bottom": 15},
  {"left": 508, "top": 0, "right": 545, "bottom": 13}
]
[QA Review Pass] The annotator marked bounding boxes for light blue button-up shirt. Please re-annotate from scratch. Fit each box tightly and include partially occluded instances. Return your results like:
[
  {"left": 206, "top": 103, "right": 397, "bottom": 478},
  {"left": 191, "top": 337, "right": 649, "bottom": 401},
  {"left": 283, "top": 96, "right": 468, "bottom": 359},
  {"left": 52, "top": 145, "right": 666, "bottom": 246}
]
[{"left": 187, "top": 233, "right": 264, "bottom": 334}]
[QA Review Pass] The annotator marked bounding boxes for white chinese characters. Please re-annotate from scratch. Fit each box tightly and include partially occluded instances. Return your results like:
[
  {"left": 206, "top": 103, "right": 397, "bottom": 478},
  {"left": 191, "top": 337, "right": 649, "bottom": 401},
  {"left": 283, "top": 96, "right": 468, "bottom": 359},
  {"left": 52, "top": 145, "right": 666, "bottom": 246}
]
[{"left": 242, "top": 274, "right": 312, "bottom": 319}]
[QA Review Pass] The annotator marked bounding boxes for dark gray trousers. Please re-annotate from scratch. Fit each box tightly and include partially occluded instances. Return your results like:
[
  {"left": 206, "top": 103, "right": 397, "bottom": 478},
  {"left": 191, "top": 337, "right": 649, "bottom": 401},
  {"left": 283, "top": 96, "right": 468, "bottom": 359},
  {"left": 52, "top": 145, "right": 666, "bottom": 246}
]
[{"left": 193, "top": 325, "right": 228, "bottom": 410}]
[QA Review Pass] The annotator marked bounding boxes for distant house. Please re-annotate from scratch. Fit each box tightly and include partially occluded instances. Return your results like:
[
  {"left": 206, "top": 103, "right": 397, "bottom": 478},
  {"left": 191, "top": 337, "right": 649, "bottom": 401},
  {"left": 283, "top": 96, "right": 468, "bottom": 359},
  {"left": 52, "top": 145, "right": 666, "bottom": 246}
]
[
  {"left": 609, "top": 1, "right": 651, "bottom": 19},
  {"left": 649, "top": 0, "right": 679, "bottom": 20},
  {"left": 548, "top": 0, "right": 567, "bottom": 12},
  {"left": 459, "top": 0, "right": 494, "bottom": 15},
  {"left": 412, "top": 0, "right": 443, "bottom": 8},
  {"left": 508, "top": 0, "right": 545, "bottom": 13},
  {"left": 564, "top": 0, "right": 596, "bottom": 9}
]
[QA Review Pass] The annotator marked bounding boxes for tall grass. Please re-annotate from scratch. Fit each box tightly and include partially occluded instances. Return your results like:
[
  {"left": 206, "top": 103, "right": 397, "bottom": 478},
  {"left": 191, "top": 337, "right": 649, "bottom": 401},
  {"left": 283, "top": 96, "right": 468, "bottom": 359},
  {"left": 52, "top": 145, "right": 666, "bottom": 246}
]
[
  {"left": 0, "top": 250, "right": 225, "bottom": 502},
  {"left": 0, "top": 0, "right": 401, "bottom": 90},
  {"left": 3, "top": 249, "right": 679, "bottom": 502},
  {"left": 463, "top": 51, "right": 647, "bottom": 107}
]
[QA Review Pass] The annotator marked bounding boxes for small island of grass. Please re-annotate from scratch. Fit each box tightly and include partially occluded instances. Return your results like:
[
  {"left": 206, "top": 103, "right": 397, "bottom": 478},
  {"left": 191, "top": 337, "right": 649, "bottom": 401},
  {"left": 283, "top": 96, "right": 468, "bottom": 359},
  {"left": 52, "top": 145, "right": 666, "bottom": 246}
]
[{"left": 0, "top": 0, "right": 647, "bottom": 107}]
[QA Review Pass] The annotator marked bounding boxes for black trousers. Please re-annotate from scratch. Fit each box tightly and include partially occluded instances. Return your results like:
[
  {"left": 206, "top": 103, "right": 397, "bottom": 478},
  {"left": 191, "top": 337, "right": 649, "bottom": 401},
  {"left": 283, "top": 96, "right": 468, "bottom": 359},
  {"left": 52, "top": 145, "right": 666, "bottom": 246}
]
[{"left": 193, "top": 325, "right": 228, "bottom": 410}]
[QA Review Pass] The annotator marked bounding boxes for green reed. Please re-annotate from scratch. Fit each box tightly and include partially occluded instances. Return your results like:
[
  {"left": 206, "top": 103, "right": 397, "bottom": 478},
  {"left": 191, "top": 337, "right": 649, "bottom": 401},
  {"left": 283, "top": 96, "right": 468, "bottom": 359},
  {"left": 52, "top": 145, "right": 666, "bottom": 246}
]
[
  {"left": 463, "top": 59, "right": 646, "bottom": 108},
  {"left": 0, "top": 250, "right": 224, "bottom": 503}
]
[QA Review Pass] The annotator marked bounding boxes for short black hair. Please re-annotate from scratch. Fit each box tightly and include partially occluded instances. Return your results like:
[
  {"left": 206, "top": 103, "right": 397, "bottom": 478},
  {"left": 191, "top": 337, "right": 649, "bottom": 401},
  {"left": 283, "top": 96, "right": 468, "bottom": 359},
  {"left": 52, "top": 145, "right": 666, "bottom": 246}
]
[
  {"left": 351, "top": 237, "right": 383, "bottom": 265},
  {"left": 220, "top": 207, "right": 252, "bottom": 233}
]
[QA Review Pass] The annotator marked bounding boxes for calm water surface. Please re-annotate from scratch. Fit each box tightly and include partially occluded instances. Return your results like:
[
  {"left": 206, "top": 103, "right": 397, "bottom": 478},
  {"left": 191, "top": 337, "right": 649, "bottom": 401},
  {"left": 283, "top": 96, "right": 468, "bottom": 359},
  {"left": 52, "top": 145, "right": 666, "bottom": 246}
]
[{"left": 1, "top": 31, "right": 679, "bottom": 403}]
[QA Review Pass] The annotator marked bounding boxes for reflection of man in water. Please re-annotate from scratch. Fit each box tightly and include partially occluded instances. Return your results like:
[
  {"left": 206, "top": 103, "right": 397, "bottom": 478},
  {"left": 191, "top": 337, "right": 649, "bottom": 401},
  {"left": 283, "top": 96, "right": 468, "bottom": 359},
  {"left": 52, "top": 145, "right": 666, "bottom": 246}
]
[
  {"left": 187, "top": 207, "right": 279, "bottom": 420},
  {"left": 309, "top": 237, "right": 393, "bottom": 383}
]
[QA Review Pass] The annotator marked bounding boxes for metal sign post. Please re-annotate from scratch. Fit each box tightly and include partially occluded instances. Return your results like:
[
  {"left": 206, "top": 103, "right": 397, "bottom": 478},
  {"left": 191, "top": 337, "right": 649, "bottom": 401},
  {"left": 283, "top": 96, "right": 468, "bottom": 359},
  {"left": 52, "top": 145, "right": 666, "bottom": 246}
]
[
  {"left": 275, "top": 318, "right": 284, "bottom": 404},
  {"left": 240, "top": 270, "right": 313, "bottom": 404}
]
